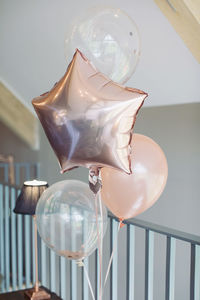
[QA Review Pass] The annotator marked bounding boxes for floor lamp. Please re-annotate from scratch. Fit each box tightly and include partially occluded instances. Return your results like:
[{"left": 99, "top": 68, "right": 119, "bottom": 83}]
[{"left": 14, "top": 179, "right": 50, "bottom": 300}]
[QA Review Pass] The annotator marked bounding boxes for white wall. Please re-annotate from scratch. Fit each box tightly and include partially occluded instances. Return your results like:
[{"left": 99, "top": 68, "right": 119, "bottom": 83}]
[
  {"left": 135, "top": 103, "right": 200, "bottom": 235},
  {"left": 0, "top": 0, "right": 200, "bottom": 110},
  {"left": 0, "top": 121, "right": 38, "bottom": 164}
]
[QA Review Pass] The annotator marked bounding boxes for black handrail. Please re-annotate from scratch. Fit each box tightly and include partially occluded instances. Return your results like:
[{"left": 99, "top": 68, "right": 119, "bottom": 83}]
[{"left": 109, "top": 213, "right": 200, "bottom": 245}]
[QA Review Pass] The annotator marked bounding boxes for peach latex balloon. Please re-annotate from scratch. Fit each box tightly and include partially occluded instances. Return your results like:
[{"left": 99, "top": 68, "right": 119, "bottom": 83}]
[{"left": 101, "top": 134, "right": 168, "bottom": 220}]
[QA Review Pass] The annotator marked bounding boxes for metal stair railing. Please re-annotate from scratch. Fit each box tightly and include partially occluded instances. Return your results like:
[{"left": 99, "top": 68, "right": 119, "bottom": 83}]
[{"left": 0, "top": 167, "right": 200, "bottom": 300}]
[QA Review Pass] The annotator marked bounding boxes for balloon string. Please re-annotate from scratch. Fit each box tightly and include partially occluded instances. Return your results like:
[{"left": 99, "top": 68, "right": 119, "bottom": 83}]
[
  {"left": 94, "top": 192, "right": 103, "bottom": 300},
  {"left": 103, "top": 221, "right": 121, "bottom": 292},
  {"left": 82, "top": 261, "right": 95, "bottom": 300},
  {"left": 99, "top": 194, "right": 104, "bottom": 300}
]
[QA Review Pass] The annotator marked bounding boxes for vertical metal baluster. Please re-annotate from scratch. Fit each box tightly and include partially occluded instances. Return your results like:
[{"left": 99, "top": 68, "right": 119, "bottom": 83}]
[
  {"left": 17, "top": 189, "right": 23, "bottom": 289},
  {"left": 70, "top": 260, "right": 77, "bottom": 300},
  {"left": 0, "top": 184, "right": 5, "bottom": 292},
  {"left": 194, "top": 245, "right": 200, "bottom": 300},
  {"left": 50, "top": 214, "right": 56, "bottom": 293},
  {"left": 5, "top": 186, "right": 10, "bottom": 291},
  {"left": 69, "top": 207, "right": 77, "bottom": 300},
  {"left": 41, "top": 240, "right": 47, "bottom": 287},
  {"left": 110, "top": 218, "right": 118, "bottom": 300},
  {"left": 15, "top": 166, "right": 23, "bottom": 289},
  {"left": 191, "top": 244, "right": 196, "bottom": 300},
  {"left": 95, "top": 249, "right": 99, "bottom": 300},
  {"left": 126, "top": 224, "right": 135, "bottom": 300},
  {"left": 50, "top": 250, "right": 56, "bottom": 292},
  {"left": 82, "top": 257, "right": 89, "bottom": 300},
  {"left": 145, "top": 230, "right": 154, "bottom": 300},
  {"left": 0, "top": 164, "right": 4, "bottom": 182},
  {"left": 47, "top": 248, "right": 51, "bottom": 290},
  {"left": 109, "top": 219, "right": 113, "bottom": 300},
  {"left": 4, "top": 164, "right": 9, "bottom": 183},
  {"left": 32, "top": 217, "right": 36, "bottom": 287},
  {"left": 71, "top": 207, "right": 77, "bottom": 300},
  {"left": 60, "top": 257, "right": 66, "bottom": 299},
  {"left": 15, "top": 164, "right": 20, "bottom": 186},
  {"left": 165, "top": 237, "right": 176, "bottom": 300},
  {"left": 25, "top": 163, "right": 30, "bottom": 181},
  {"left": 25, "top": 215, "right": 31, "bottom": 287},
  {"left": 35, "top": 162, "right": 40, "bottom": 179},
  {"left": 60, "top": 216, "right": 67, "bottom": 299},
  {"left": 191, "top": 244, "right": 200, "bottom": 300},
  {"left": 82, "top": 211, "right": 89, "bottom": 300},
  {"left": 39, "top": 195, "right": 48, "bottom": 289},
  {"left": 11, "top": 188, "right": 17, "bottom": 290}
]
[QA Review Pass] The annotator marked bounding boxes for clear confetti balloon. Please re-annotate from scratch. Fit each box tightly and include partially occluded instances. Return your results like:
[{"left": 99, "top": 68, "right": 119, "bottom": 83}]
[
  {"left": 36, "top": 180, "right": 107, "bottom": 260},
  {"left": 65, "top": 7, "right": 141, "bottom": 84}
]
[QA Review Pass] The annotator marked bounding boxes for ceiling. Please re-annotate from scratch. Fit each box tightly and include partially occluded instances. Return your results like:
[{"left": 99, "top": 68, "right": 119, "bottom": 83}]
[{"left": 0, "top": 0, "right": 200, "bottom": 112}]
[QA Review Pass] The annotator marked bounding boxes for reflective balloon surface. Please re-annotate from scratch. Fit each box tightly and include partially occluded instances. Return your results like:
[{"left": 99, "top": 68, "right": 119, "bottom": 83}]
[
  {"left": 101, "top": 134, "right": 168, "bottom": 220},
  {"left": 36, "top": 180, "right": 108, "bottom": 260},
  {"left": 32, "top": 50, "right": 147, "bottom": 175},
  {"left": 65, "top": 7, "right": 141, "bottom": 84}
]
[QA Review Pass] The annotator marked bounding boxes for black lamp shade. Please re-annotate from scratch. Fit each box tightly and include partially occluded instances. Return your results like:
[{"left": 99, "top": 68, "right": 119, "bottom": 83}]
[{"left": 13, "top": 180, "right": 48, "bottom": 215}]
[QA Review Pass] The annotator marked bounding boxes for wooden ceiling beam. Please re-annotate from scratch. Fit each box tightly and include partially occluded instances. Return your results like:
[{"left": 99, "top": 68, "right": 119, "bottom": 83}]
[
  {"left": 0, "top": 82, "right": 39, "bottom": 150},
  {"left": 154, "top": 0, "right": 200, "bottom": 63}
]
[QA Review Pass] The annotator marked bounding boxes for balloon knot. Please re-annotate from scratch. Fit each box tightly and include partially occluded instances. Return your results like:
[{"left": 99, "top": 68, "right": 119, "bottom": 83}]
[
  {"left": 89, "top": 167, "right": 102, "bottom": 194},
  {"left": 119, "top": 218, "right": 125, "bottom": 228},
  {"left": 76, "top": 259, "right": 84, "bottom": 267}
]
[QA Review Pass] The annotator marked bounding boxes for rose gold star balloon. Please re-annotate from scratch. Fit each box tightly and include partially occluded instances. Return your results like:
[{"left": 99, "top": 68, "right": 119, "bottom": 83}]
[{"left": 32, "top": 49, "right": 147, "bottom": 174}]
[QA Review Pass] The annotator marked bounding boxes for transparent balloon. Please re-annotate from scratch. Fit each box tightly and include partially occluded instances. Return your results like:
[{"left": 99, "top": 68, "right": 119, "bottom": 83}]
[
  {"left": 65, "top": 7, "right": 141, "bottom": 84},
  {"left": 36, "top": 180, "right": 107, "bottom": 260}
]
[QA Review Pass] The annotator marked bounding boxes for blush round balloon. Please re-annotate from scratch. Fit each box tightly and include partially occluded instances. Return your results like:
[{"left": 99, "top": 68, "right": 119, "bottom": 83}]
[
  {"left": 65, "top": 7, "right": 141, "bottom": 84},
  {"left": 101, "top": 134, "right": 168, "bottom": 220},
  {"left": 36, "top": 180, "right": 108, "bottom": 260}
]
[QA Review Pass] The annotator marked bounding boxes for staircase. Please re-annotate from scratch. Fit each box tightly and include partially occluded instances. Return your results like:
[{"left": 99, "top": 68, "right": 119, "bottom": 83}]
[{"left": 0, "top": 163, "right": 200, "bottom": 300}]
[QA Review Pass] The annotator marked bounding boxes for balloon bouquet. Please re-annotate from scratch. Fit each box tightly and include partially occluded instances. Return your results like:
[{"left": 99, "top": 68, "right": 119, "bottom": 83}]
[{"left": 32, "top": 8, "right": 168, "bottom": 300}]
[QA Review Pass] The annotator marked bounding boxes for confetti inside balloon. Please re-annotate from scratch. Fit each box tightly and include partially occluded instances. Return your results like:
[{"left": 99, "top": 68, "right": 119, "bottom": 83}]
[{"left": 36, "top": 180, "right": 108, "bottom": 260}]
